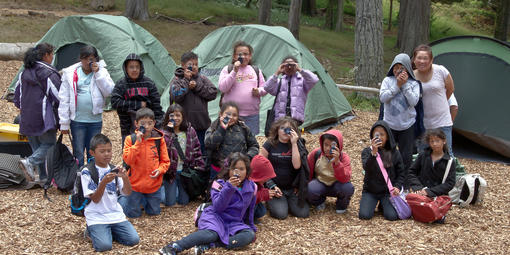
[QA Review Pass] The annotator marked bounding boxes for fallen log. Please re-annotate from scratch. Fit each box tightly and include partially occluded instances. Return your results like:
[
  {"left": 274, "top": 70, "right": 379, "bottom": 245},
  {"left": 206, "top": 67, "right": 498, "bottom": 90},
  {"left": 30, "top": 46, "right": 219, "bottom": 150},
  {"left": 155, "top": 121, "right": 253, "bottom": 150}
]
[
  {"left": 0, "top": 43, "right": 36, "bottom": 61},
  {"left": 336, "top": 84, "right": 380, "bottom": 94}
]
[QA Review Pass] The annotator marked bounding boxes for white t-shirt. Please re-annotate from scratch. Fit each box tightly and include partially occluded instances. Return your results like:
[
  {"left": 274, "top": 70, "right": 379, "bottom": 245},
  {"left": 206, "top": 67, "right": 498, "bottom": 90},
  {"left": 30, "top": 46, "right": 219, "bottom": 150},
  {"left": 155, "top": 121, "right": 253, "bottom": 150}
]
[
  {"left": 81, "top": 164, "right": 127, "bottom": 226},
  {"left": 448, "top": 93, "right": 457, "bottom": 107},
  {"left": 421, "top": 64, "right": 453, "bottom": 129}
]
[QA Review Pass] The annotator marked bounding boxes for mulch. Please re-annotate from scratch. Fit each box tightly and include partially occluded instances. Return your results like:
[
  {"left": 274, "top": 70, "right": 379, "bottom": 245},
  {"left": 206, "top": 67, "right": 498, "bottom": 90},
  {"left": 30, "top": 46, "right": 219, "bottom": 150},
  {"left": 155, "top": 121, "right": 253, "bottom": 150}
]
[{"left": 0, "top": 60, "right": 508, "bottom": 254}]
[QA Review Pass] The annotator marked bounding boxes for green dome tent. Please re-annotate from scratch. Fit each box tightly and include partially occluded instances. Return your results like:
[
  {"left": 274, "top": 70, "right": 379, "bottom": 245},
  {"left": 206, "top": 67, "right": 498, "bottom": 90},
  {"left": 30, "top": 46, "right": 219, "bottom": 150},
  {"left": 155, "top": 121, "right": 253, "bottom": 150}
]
[
  {"left": 9, "top": 14, "right": 176, "bottom": 108},
  {"left": 160, "top": 24, "right": 352, "bottom": 135},
  {"left": 430, "top": 35, "right": 510, "bottom": 158}
]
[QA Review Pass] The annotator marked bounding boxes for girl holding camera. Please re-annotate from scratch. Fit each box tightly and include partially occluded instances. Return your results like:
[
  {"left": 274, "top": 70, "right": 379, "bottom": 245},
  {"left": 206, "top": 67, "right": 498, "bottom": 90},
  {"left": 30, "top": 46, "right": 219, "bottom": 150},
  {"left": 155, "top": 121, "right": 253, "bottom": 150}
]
[
  {"left": 263, "top": 56, "right": 319, "bottom": 127},
  {"left": 260, "top": 117, "right": 309, "bottom": 219},
  {"left": 359, "top": 121, "right": 406, "bottom": 221}
]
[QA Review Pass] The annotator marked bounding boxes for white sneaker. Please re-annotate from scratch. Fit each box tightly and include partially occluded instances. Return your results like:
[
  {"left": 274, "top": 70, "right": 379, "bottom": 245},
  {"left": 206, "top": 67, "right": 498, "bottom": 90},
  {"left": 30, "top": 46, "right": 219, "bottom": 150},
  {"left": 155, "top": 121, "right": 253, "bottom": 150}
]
[
  {"left": 19, "top": 158, "right": 35, "bottom": 182},
  {"left": 315, "top": 202, "right": 326, "bottom": 211},
  {"left": 335, "top": 209, "right": 347, "bottom": 214}
]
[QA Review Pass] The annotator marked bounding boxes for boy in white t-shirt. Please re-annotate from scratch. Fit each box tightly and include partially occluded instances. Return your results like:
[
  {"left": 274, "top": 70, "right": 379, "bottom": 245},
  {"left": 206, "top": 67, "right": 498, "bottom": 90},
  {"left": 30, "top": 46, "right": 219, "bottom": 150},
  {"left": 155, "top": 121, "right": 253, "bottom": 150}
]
[{"left": 82, "top": 134, "right": 139, "bottom": 252}]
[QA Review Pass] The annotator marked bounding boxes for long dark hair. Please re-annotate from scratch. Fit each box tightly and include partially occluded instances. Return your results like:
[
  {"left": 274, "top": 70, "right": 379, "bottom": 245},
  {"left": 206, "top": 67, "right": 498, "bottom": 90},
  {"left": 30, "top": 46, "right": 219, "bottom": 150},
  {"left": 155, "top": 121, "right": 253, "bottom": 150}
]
[
  {"left": 79, "top": 45, "right": 100, "bottom": 61},
  {"left": 424, "top": 128, "right": 448, "bottom": 153},
  {"left": 216, "top": 152, "right": 251, "bottom": 181},
  {"left": 23, "top": 43, "right": 55, "bottom": 69},
  {"left": 267, "top": 117, "right": 299, "bottom": 146},
  {"left": 162, "top": 104, "right": 187, "bottom": 132},
  {"left": 371, "top": 125, "right": 393, "bottom": 169}
]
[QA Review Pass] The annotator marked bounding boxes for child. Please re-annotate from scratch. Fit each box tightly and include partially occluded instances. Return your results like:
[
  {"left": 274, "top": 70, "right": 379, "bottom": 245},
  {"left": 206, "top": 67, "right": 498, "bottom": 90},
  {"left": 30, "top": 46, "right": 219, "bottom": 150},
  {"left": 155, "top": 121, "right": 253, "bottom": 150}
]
[
  {"left": 161, "top": 104, "right": 205, "bottom": 206},
  {"left": 407, "top": 129, "right": 456, "bottom": 197},
  {"left": 249, "top": 155, "right": 281, "bottom": 223},
  {"left": 81, "top": 134, "right": 139, "bottom": 252},
  {"left": 111, "top": 53, "right": 164, "bottom": 146},
  {"left": 122, "top": 107, "right": 170, "bottom": 218},
  {"left": 159, "top": 152, "right": 257, "bottom": 255},
  {"left": 218, "top": 41, "right": 266, "bottom": 134},
  {"left": 170, "top": 52, "right": 218, "bottom": 155},
  {"left": 359, "top": 121, "right": 406, "bottom": 221},
  {"left": 205, "top": 101, "right": 259, "bottom": 179},
  {"left": 307, "top": 129, "right": 354, "bottom": 214}
]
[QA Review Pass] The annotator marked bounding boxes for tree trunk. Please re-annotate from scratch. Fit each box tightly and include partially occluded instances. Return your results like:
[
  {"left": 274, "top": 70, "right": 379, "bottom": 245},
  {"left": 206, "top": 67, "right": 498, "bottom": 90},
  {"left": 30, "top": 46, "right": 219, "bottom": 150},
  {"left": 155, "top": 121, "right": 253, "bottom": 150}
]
[
  {"left": 325, "top": 0, "right": 336, "bottom": 30},
  {"left": 289, "top": 0, "right": 302, "bottom": 39},
  {"left": 354, "top": 0, "right": 383, "bottom": 89},
  {"left": 124, "top": 0, "right": 149, "bottom": 21},
  {"left": 0, "top": 43, "right": 36, "bottom": 61},
  {"left": 302, "top": 0, "right": 317, "bottom": 16},
  {"left": 258, "top": 0, "right": 272, "bottom": 25},
  {"left": 335, "top": 0, "right": 344, "bottom": 32},
  {"left": 396, "top": 0, "right": 430, "bottom": 56},
  {"left": 494, "top": 0, "right": 510, "bottom": 41},
  {"left": 387, "top": 0, "right": 393, "bottom": 31}
]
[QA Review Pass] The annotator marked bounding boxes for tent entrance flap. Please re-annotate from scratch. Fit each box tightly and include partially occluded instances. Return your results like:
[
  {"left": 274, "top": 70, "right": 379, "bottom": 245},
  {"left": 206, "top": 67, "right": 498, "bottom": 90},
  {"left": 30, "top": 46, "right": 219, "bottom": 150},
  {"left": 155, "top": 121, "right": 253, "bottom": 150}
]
[{"left": 54, "top": 42, "right": 87, "bottom": 70}]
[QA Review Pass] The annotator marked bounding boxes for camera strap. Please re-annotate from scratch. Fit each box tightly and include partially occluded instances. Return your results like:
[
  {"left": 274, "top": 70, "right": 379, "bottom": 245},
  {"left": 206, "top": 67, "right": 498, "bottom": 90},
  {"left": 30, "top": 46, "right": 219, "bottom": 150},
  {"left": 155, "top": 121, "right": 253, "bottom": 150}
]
[{"left": 285, "top": 78, "right": 292, "bottom": 116}]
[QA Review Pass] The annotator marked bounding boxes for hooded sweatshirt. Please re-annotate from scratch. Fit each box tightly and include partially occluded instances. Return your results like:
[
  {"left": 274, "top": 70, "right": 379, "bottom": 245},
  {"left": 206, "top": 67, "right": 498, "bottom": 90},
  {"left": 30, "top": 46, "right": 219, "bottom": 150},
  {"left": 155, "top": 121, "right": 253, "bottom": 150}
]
[
  {"left": 360, "top": 121, "right": 406, "bottom": 194},
  {"left": 170, "top": 67, "right": 218, "bottom": 131},
  {"left": 111, "top": 54, "right": 164, "bottom": 136},
  {"left": 379, "top": 53, "right": 420, "bottom": 131},
  {"left": 123, "top": 128, "right": 170, "bottom": 194},
  {"left": 250, "top": 155, "right": 277, "bottom": 204},
  {"left": 307, "top": 129, "right": 351, "bottom": 184},
  {"left": 14, "top": 61, "right": 61, "bottom": 136}
]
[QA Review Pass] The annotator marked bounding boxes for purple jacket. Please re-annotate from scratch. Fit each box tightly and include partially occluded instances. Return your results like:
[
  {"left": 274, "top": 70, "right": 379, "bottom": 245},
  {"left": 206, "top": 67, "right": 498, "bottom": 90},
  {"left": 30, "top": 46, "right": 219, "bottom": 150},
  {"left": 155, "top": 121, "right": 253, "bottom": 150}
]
[
  {"left": 264, "top": 69, "right": 319, "bottom": 122},
  {"left": 163, "top": 123, "right": 205, "bottom": 179},
  {"left": 198, "top": 179, "right": 257, "bottom": 245},
  {"left": 14, "top": 61, "right": 61, "bottom": 136}
]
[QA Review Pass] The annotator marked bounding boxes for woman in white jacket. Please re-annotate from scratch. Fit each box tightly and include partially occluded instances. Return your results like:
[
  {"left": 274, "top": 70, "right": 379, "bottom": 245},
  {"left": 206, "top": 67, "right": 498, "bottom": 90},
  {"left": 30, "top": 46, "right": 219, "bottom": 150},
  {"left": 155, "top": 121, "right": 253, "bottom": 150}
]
[{"left": 58, "top": 45, "right": 114, "bottom": 166}]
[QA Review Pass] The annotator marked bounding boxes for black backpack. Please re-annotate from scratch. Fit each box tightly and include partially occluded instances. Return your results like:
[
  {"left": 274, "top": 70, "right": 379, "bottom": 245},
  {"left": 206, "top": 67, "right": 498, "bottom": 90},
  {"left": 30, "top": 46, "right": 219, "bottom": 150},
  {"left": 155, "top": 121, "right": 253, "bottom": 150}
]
[
  {"left": 44, "top": 133, "right": 80, "bottom": 200},
  {"left": 69, "top": 162, "right": 117, "bottom": 217},
  {"left": 123, "top": 133, "right": 161, "bottom": 174}
]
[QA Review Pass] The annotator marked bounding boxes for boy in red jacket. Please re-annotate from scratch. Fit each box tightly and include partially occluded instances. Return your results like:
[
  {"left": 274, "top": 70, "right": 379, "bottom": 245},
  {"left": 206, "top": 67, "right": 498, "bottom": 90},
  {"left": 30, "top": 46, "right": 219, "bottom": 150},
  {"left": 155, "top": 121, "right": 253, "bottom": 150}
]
[
  {"left": 249, "top": 155, "right": 281, "bottom": 223},
  {"left": 307, "top": 129, "right": 354, "bottom": 214}
]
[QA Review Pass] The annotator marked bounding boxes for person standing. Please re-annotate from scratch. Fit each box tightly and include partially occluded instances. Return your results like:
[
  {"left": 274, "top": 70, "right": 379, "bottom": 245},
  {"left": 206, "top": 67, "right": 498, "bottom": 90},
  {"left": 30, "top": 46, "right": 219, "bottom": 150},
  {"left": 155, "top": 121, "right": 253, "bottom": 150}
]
[{"left": 14, "top": 43, "right": 61, "bottom": 182}]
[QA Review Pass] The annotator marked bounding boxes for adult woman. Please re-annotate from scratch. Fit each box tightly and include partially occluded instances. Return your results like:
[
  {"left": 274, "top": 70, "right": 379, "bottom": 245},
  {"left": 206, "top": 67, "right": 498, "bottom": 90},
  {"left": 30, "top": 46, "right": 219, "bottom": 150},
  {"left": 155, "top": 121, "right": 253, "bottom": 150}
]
[
  {"left": 412, "top": 44, "right": 455, "bottom": 156},
  {"left": 264, "top": 56, "right": 319, "bottom": 126},
  {"left": 14, "top": 43, "right": 61, "bottom": 182},
  {"left": 260, "top": 117, "right": 309, "bottom": 219},
  {"left": 58, "top": 45, "right": 114, "bottom": 166}
]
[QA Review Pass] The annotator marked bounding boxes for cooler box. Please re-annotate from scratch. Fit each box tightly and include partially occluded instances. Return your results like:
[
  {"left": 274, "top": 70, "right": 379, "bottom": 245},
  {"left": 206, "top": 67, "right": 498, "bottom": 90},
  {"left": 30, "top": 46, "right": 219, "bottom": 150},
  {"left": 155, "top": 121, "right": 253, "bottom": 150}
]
[{"left": 0, "top": 123, "right": 32, "bottom": 157}]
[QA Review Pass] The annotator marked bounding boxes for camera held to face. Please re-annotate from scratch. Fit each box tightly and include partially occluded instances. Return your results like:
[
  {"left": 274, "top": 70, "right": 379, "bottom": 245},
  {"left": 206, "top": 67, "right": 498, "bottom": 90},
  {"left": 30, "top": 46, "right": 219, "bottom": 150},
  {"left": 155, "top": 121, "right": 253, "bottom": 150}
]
[
  {"left": 139, "top": 125, "right": 146, "bottom": 134},
  {"left": 283, "top": 127, "right": 291, "bottom": 135}
]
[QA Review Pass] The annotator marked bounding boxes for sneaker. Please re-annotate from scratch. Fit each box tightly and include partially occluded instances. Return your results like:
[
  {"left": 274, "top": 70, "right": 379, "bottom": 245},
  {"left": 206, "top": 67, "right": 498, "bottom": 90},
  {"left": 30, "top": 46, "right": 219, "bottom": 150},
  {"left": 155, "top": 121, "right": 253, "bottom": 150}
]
[
  {"left": 159, "top": 245, "right": 178, "bottom": 255},
  {"left": 315, "top": 202, "right": 326, "bottom": 211},
  {"left": 19, "top": 158, "right": 35, "bottom": 182},
  {"left": 194, "top": 244, "right": 209, "bottom": 255},
  {"left": 335, "top": 209, "right": 347, "bottom": 214}
]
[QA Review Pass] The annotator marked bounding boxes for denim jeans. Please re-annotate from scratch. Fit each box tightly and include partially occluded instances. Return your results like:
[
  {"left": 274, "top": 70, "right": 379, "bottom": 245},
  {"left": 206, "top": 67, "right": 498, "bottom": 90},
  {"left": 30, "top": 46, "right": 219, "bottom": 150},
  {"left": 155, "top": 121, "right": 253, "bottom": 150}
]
[
  {"left": 161, "top": 172, "right": 190, "bottom": 206},
  {"left": 307, "top": 179, "right": 354, "bottom": 210},
  {"left": 27, "top": 129, "right": 57, "bottom": 180},
  {"left": 70, "top": 121, "right": 102, "bottom": 167},
  {"left": 175, "top": 229, "right": 255, "bottom": 251},
  {"left": 439, "top": 126, "right": 454, "bottom": 157},
  {"left": 267, "top": 189, "right": 310, "bottom": 219},
  {"left": 120, "top": 188, "right": 162, "bottom": 218},
  {"left": 87, "top": 220, "right": 139, "bottom": 252},
  {"left": 254, "top": 202, "right": 267, "bottom": 220},
  {"left": 239, "top": 114, "right": 259, "bottom": 136},
  {"left": 358, "top": 191, "right": 398, "bottom": 221}
]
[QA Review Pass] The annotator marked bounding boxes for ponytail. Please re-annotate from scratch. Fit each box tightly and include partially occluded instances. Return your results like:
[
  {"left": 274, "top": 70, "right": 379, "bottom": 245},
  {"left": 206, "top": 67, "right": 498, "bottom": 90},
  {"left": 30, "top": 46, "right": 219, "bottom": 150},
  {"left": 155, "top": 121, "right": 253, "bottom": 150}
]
[{"left": 23, "top": 43, "right": 55, "bottom": 69}]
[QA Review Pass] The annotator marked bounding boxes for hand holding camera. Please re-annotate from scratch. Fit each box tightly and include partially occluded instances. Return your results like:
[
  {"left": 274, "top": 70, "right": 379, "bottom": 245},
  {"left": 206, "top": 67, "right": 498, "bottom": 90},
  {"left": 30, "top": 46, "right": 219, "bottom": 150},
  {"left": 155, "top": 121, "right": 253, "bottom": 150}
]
[
  {"left": 396, "top": 66, "right": 408, "bottom": 88},
  {"left": 264, "top": 179, "right": 282, "bottom": 198},
  {"left": 220, "top": 114, "right": 232, "bottom": 129},
  {"left": 251, "top": 87, "right": 260, "bottom": 97},
  {"left": 229, "top": 169, "right": 242, "bottom": 187},
  {"left": 371, "top": 132, "right": 382, "bottom": 155},
  {"left": 233, "top": 54, "right": 243, "bottom": 72},
  {"left": 167, "top": 114, "right": 175, "bottom": 129},
  {"left": 136, "top": 125, "right": 146, "bottom": 142},
  {"left": 89, "top": 61, "right": 99, "bottom": 73}
]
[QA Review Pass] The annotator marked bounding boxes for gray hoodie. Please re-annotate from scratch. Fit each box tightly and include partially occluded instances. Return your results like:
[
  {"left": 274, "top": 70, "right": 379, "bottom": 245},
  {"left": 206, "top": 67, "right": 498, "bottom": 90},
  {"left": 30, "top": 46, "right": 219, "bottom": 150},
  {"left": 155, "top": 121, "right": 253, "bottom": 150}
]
[{"left": 379, "top": 53, "right": 420, "bottom": 131}]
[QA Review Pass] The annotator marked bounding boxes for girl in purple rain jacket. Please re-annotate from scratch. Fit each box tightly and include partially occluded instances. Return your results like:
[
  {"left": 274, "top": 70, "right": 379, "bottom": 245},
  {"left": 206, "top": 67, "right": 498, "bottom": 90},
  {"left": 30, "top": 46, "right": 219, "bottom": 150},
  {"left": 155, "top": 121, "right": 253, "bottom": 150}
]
[{"left": 159, "top": 152, "right": 257, "bottom": 255}]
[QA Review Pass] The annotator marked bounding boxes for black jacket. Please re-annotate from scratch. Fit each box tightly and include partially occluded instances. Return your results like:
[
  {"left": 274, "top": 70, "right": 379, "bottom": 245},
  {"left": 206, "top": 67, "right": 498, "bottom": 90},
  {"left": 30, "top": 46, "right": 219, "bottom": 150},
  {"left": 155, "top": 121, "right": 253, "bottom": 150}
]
[
  {"left": 111, "top": 54, "right": 164, "bottom": 135},
  {"left": 170, "top": 67, "right": 218, "bottom": 131},
  {"left": 407, "top": 148, "right": 456, "bottom": 197},
  {"left": 361, "top": 121, "right": 406, "bottom": 194}
]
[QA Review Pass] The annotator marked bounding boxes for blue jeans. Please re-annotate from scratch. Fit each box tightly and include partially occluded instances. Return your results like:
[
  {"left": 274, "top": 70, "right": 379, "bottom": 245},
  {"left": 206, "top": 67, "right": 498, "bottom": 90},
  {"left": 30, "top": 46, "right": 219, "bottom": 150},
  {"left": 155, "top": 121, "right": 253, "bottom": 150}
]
[
  {"left": 239, "top": 114, "right": 259, "bottom": 136},
  {"left": 439, "top": 126, "right": 454, "bottom": 157},
  {"left": 70, "top": 121, "right": 102, "bottom": 167},
  {"left": 87, "top": 220, "right": 139, "bottom": 252},
  {"left": 254, "top": 202, "right": 267, "bottom": 220},
  {"left": 161, "top": 172, "right": 190, "bottom": 206},
  {"left": 27, "top": 129, "right": 57, "bottom": 180},
  {"left": 358, "top": 192, "right": 398, "bottom": 221},
  {"left": 267, "top": 188, "right": 310, "bottom": 219},
  {"left": 120, "top": 188, "right": 162, "bottom": 218},
  {"left": 175, "top": 229, "right": 255, "bottom": 251},
  {"left": 307, "top": 179, "right": 354, "bottom": 210}
]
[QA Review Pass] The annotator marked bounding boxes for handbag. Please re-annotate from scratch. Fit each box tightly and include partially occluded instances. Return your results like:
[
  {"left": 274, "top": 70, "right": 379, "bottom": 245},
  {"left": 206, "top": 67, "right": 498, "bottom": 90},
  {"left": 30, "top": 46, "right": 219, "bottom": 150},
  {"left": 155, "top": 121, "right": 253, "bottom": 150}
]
[
  {"left": 406, "top": 158, "right": 453, "bottom": 223},
  {"left": 264, "top": 79, "right": 282, "bottom": 137},
  {"left": 375, "top": 153, "right": 411, "bottom": 219}
]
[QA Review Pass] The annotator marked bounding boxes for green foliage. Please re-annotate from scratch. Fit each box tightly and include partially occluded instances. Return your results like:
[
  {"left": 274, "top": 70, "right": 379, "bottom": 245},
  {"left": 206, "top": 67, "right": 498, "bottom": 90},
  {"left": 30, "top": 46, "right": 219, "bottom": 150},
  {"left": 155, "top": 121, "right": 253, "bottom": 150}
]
[{"left": 345, "top": 92, "right": 380, "bottom": 111}]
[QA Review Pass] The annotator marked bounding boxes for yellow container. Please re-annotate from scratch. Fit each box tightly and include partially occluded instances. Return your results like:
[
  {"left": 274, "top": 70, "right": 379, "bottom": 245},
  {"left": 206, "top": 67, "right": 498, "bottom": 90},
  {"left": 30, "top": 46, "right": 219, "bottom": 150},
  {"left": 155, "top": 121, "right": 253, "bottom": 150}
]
[{"left": 0, "top": 123, "right": 28, "bottom": 142}]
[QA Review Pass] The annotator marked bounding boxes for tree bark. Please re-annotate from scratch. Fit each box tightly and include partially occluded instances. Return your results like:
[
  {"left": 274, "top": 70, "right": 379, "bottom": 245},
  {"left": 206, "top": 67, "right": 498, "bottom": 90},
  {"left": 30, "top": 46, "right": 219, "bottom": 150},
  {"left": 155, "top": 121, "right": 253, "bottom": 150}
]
[
  {"left": 0, "top": 43, "right": 36, "bottom": 61},
  {"left": 387, "top": 0, "right": 393, "bottom": 31},
  {"left": 396, "top": 0, "right": 430, "bottom": 56},
  {"left": 354, "top": 0, "right": 384, "bottom": 89},
  {"left": 325, "top": 0, "right": 336, "bottom": 30},
  {"left": 289, "top": 0, "right": 303, "bottom": 39},
  {"left": 258, "top": 0, "right": 272, "bottom": 25},
  {"left": 494, "top": 0, "right": 510, "bottom": 41},
  {"left": 335, "top": 0, "right": 344, "bottom": 32},
  {"left": 302, "top": 0, "right": 317, "bottom": 16},
  {"left": 124, "top": 0, "right": 149, "bottom": 21}
]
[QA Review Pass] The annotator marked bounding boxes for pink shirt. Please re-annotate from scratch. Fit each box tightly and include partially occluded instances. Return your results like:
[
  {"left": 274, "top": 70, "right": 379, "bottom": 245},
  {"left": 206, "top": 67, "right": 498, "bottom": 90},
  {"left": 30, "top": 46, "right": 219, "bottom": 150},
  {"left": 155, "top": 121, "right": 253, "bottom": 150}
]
[
  {"left": 422, "top": 64, "right": 453, "bottom": 129},
  {"left": 218, "top": 65, "right": 266, "bottom": 116}
]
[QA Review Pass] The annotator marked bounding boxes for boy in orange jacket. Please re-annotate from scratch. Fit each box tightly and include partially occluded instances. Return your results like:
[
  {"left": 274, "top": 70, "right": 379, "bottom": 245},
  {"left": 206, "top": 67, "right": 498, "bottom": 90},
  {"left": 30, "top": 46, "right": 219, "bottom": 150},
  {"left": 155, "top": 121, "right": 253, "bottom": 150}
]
[{"left": 121, "top": 107, "right": 170, "bottom": 218}]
